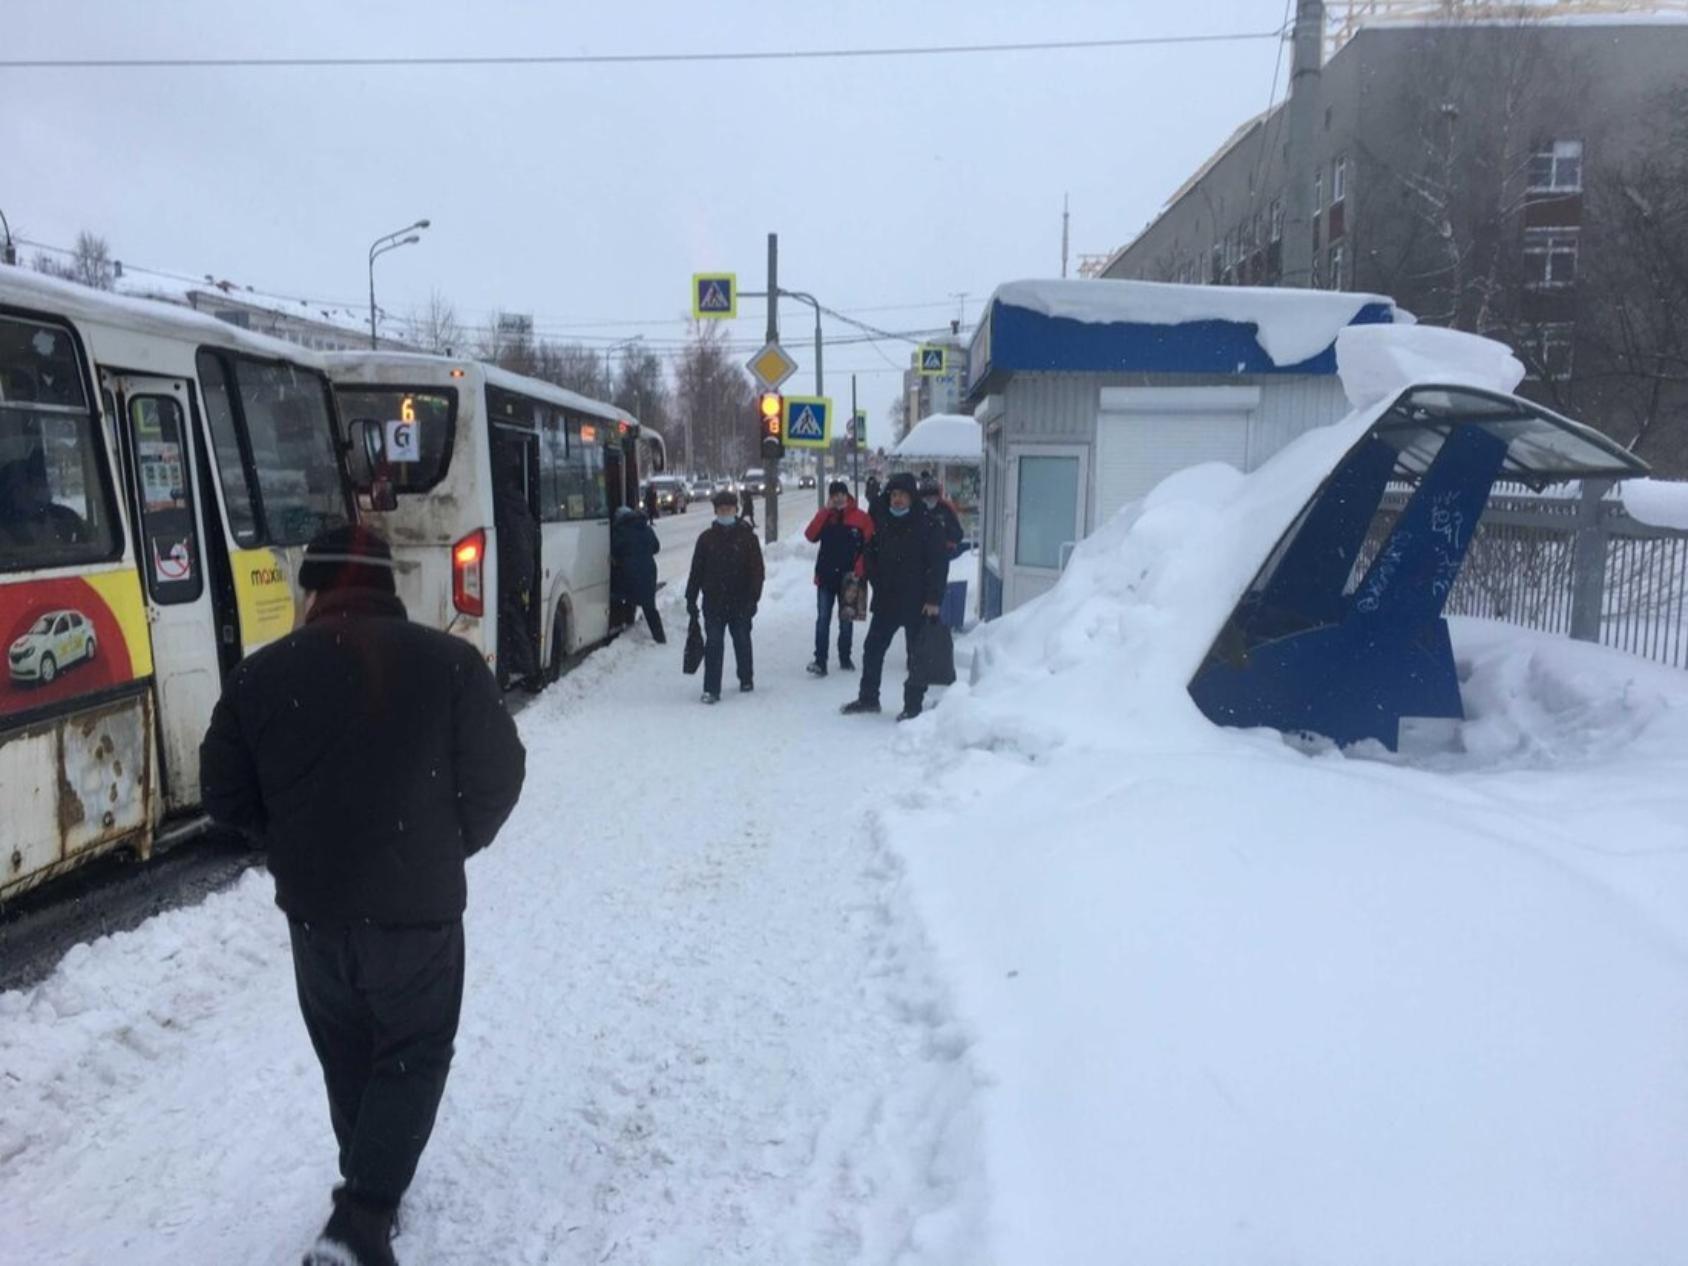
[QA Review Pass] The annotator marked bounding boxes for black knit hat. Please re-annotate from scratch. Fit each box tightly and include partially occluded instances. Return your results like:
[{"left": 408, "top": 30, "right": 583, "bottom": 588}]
[
  {"left": 828, "top": 480, "right": 849, "bottom": 497},
  {"left": 712, "top": 488, "right": 739, "bottom": 509},
  {"left": 886, "top": 472, "right": 919, "bottom": 498},
  {"left": 298, "top": 524, "right": 397, "bottom": 595}
]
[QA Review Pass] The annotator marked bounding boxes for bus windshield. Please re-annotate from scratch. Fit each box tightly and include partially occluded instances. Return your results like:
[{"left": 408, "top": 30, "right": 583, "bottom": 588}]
[
  {"left": 333, "top": 387, "right": 456, "bottom": 493},
  {"left": 198, "top": 351, "right": 351, "bottom": 547}
]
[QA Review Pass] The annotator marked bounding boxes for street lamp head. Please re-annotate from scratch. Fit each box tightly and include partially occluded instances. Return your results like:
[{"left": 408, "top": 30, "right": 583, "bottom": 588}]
[
  {"left": 414, "top": 219, "right": 431, "bottom": 230},
  {"left": 401, "top": 235, "right": 421, "bottom": 246}
]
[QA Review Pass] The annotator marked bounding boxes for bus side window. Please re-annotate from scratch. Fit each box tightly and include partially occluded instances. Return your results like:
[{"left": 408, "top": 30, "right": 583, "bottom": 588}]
[
  {"left": 128, "top": 395, "right": 204, "bottom": 605},
  {"left": 539, "top": 408, "right": 567, "bottom": 524},
  {"left": 194, "top": 351, "right": 260, "bottom": 547},
  {"left": 0, "top": 315, "right": 121, "bottom": 570}
]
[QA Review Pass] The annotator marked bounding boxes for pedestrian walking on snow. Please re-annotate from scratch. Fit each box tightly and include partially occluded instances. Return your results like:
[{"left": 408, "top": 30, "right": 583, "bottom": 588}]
[
  {"left": 686, "top": 490, "right": 765, "bottom": 703},
  {"left": 804, "top": 480, "right": 873, "bottom": 676},
  {"left": 843, "top": 472, "right": 950, "bottom": 721},
  {"left": 919, "top": 475, "right": 965, "bottom": 560},
  {"left": 199, "top": 525, "right": 526, "bottom": 1266},
  {"left": 611, "top": 505, "right": 665, "bottom": 643}
]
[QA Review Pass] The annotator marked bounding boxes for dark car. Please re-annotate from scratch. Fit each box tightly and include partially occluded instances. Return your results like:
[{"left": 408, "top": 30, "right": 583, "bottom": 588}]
[
  {"left": 798, "top": 474, "right": 816, "bottom": 490},
  {"left": 647, "top": 476, "right": 688, "bottom": 515},
  {"left": 741, "top": 468, "right": 768, "bottom": 497}
]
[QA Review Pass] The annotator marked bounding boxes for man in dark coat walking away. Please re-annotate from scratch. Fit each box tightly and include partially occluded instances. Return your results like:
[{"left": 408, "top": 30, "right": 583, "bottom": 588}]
[
  {"left": 804, "top": 480, "right": 873, "bottom": 676},
  {"left": 199, "top": 525, "right": 526, "bottom": 1266},
  {"left": 686, "top": 488, "right": 764, "bottom": 704},
  {"left": 843, "top": 472, "right": 950, "bottom": 721},
  {"left": 611, "top": 505, "right": 665, "bottom": 643}
]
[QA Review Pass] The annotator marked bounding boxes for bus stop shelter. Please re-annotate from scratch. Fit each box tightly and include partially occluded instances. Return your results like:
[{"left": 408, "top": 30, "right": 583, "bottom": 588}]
[{"left": 1188, "top": 383, "right": 1650, "bottom": 750}]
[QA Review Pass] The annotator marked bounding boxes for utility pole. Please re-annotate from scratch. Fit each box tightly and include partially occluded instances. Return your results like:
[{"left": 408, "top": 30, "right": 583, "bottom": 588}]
[
  {"left": 764, "top": 232, "right": 779, "bottom": 544},
  {"left": 1061, "top": 194, "right": 1070, "bottom": 279},
  {"left": 851, "top": 374, "right": 860, "bottom": 499},
  {"left": 1281, "top": 0, "right": 1325, "bottom": 288}
]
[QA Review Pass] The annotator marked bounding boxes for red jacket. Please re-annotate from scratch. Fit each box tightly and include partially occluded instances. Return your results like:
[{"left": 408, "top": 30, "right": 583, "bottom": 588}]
[{"left": 804, "top": 498, "right": 874, "bottom": 587}]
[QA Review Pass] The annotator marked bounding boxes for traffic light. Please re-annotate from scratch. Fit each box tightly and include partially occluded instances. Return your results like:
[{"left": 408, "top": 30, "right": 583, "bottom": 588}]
[{"left": 758, "top": 392, "right": 784, "bottom": 460}]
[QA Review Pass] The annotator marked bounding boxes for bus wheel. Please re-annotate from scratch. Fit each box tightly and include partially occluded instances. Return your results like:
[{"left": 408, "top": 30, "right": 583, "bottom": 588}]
[{"left": 547, "top": 606, "right": 569, "bottom": 685}]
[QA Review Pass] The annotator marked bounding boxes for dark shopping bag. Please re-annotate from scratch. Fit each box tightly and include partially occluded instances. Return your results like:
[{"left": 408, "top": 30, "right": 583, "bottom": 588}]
[
  {"left": 682, "top": 616, "right": 705, "bottom": 675},
  {"left": 840, "top": 576, "right": 867, "bottom": 623},
  {"left": 914, "top": 618, "right": 957, "bottom": 687}
]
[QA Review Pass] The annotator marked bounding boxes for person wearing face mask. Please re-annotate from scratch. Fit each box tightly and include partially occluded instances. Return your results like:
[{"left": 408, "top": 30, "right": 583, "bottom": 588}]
[
  {"left": 842, "top": 472, "right": 949, "bottom": 721},
  {"left": 685, "top": 489, "right": 765, "bottom": 704},
  {"left": 918, "top": 475, "right": 964, "bottom": 560},
  {"left": 803, "top": 480, "right": 874, "bottom": 676}
]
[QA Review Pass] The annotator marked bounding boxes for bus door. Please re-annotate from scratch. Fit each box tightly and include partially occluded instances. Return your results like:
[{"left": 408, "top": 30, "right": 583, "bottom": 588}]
[
  {"left": 108, "top": 374, "right": 222, "bottom": 810},
  {"left": 490, "top": 425, "right": 541, "bottom": 686}
]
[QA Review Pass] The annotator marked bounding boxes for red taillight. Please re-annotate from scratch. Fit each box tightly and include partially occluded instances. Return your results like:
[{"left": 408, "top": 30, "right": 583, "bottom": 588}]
[{"left": 452, "top": 529, "right": 485, "bottom": 617}]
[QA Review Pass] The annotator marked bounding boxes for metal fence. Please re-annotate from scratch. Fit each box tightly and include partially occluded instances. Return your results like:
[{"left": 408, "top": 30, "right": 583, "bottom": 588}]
[{"left": 1356, "top": 481, "right": 1688, "bottom": 670}]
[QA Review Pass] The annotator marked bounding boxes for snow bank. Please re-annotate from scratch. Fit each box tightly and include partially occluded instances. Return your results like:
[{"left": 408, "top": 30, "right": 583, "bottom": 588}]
[
  {"left": 994, "top": 278, "right": 1403, "bottom": 368},
  {"left": 893, "top": 414, "right": 981, "bottom": 464},
  {"left": 1336, "top": 322, "right": 1525, "bottom": 408},
  {"left": 883, "top": 400, "right": 1688, "bottom": 1263},
  {"left": 1621, "top": 477, "right": 1688, "bottom": 531}
]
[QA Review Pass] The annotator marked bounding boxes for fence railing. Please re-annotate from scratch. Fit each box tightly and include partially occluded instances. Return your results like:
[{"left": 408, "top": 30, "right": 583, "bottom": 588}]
[{"left": 1356, "top": 481, "right": 1688, "bottom": 670}]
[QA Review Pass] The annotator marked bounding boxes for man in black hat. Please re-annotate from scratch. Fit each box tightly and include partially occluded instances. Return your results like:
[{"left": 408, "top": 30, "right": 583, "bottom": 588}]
[
  {"left": 843, "top": 472, "right": 950, "bottom": 721},
  {"left": 200, "top": 524, "right": 526, "bottom": 1266},
  {"left": 686, "top": 489, "right": 764, "bottom": 704}
]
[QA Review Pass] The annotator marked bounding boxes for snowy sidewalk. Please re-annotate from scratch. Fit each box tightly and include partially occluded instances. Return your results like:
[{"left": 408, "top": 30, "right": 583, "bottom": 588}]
[{"left": 0, "top": 544, "right": 987, "bottom": 1265}]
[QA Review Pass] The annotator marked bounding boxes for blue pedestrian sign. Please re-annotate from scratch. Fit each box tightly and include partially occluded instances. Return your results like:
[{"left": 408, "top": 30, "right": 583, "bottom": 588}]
[
  {"left": 692, "top": 273, "right": 737, "bottom": 319},
  {"left": 783, "top": 395, "right": 832, "bottom": 450},
  {"left": 917, "top": 344, "right": 948, "bottom": 376}
]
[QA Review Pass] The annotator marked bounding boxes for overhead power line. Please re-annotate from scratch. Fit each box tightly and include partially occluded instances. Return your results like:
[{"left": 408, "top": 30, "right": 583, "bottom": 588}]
[{"left": 0, "top": 29, "right": 1286, "bottom": 71}]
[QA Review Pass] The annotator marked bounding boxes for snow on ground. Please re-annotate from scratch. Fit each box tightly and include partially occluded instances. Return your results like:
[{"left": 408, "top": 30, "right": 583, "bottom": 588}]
[
  {"left": 879, "top": 438, "right": 1688, "bottom": 1264},
  {"left": 0, "top": 535, "right": 988, "bottom": 1265}
]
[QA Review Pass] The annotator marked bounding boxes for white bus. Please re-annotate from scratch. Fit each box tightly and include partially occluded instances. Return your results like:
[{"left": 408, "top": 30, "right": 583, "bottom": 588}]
[
  {"left": 0, "top": 267, "right": 354, "bottom": 901},
  {"left": 324, "top": 354, "right": 665, "bottom": 689}
]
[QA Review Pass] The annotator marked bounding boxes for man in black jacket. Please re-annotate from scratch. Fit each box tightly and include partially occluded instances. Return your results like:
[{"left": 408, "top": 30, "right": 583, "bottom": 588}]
[
  {"left": 611, "top": 505, "right": 664, "bottom": 643},
  {"left": 686, "top": 488, "right": 765, "bottom": 704},
  {"left": 843, "top": 472, "right": 950, "bottom": 721},
  {"left": 200, "top": 525, "right": 525, "bottom": 1266}
]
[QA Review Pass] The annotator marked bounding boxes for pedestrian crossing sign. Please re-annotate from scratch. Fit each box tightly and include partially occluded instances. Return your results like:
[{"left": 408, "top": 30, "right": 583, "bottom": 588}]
[
  {"left": 692, "top": 273, "right": 738, "bottom": 320},
  {"left": 917, "top": 344, "right": 948, "bottom": 376},
  {"left": 782, "top": 395, "right": 832, "bottom": 450}
]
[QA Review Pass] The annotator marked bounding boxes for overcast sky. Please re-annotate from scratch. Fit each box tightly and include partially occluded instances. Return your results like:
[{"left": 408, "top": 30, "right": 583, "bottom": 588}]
[{"left": 3, "top": 0, "right": 1293, "bottom": 425}]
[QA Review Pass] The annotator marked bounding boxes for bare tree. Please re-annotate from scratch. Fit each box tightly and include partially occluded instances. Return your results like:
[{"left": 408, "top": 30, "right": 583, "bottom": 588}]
[
  {"left": 530, "top": 341, "right": 609, "bottom": 398},
  {"left": 478, "top": 311, "right": 538, "bottom": 376},
  {"left": 408, "top": 288, "right": 465, "bottom": 355},
  {"left": 33, "top": 230, "right": 117, "bottom": 290},
  {"left": 610, "top": 345, "right": 675, "bottom": 451},
  {"left": 674, "top": 322, "right": 755, "bottom": 475}
]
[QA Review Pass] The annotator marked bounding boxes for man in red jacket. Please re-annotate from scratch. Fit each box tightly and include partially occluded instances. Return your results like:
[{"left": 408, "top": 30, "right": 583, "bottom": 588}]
[{"left": 804, "top": 480, "right": 874, "bottom": 676}]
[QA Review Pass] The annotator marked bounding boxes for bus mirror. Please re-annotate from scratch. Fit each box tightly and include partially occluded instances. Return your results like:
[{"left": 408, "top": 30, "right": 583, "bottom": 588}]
[
  {"left": 345, "top": 418, "right": 385, "bottom": 486},
  {"left": 368, "top": 476, "right": 399, "bottom": 513}
]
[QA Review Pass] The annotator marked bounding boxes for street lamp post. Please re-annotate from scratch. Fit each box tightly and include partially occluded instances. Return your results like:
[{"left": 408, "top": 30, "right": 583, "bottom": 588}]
[{"left": 368, "top": 219, "right": 430, "bottom": 349}]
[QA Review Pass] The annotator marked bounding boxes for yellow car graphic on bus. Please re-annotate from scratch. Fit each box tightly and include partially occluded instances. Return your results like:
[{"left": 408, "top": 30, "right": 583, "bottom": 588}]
[{"left": 8, "top": 608, "right": 98, "bottom": 685}]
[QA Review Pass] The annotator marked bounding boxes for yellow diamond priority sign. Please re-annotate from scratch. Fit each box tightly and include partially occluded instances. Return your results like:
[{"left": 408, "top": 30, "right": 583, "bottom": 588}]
[{"left": 747, "top": 341, "right": 798, "bottom": 391}]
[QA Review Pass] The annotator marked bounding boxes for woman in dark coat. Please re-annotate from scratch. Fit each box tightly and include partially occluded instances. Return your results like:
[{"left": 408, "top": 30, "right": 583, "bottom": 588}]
[{"left": 611, "top": 506, "right": 665, "bottom": 642}]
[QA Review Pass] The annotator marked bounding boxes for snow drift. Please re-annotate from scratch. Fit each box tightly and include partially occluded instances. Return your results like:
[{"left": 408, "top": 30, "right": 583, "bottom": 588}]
[{"left": 887, "top": 389, "right": 1688, "bottom": 1264}]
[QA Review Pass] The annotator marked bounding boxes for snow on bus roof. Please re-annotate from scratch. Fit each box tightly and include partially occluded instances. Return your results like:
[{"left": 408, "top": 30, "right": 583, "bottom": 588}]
[
  {"left": 991, "top": 278, "right": 1405, "bottom": 370},
  {"left": 1, "top": 263, "right": 330, "bottom": 365},
  {"left": 322, "top": 349, "right": 629, "bottom": 426}
]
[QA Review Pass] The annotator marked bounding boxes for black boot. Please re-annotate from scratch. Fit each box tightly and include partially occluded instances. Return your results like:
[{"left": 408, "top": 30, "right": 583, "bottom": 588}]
[
  {"left": 303, "top": 1191, "right": 397, "bottom": 1266},
  {"left": 841, "top": 698, "right": 881, "bottom": 715}
]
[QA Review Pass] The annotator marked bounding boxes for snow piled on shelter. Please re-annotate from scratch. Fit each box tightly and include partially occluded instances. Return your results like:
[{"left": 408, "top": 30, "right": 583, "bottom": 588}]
[
  {"left": 1335, "top": 322, "right": 1526, "bottom": 407},
  {"left": 893, "top": 414, "right": 981, "bottom": 463},
  {"left": 992, "top": 278, "right": 1405, "bottom": 368},
  {"left": 1621, "top": 478, "right": 1688, "bottom": 531}
]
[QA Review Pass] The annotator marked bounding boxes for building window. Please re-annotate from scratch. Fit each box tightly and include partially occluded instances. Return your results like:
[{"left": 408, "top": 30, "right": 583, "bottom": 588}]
[
  {"left": 1329, "top": 244, "right": 1345, "bottom": 289},
  {"left": 1332, "top": 156, "right": 1347, "bottom": 205},
  {"left": 1270, "top": 199, "right": 1284, "bottom": 243},
  {"left": 1528, "top": 140, "right": 1583, "bottom": 193},
  {"left": 1524, "top": 228, "right": 1579, "bottom": 287},
  {"left": 1314, "top": 170, "right": 1323, "bottom": 213}
]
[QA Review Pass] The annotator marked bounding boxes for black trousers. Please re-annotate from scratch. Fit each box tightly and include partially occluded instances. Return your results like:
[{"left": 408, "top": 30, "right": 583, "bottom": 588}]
[
  {"left": 289, "top": 920, "right": 465, "bottom": 1210},
  {"left": 858, "top": 611, "right": 928, "bottom": 714},
  {"left": 702, "top": 609, "right": 753, "bottom": 695},
  {"left": 638, "top": 598, "right": 666, "bottom": 643}
]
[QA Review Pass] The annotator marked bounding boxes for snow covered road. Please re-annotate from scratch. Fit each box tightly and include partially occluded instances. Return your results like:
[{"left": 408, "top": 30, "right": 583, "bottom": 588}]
[{"left": 0, "top": 543, "right": 988, "bottom": 1265}]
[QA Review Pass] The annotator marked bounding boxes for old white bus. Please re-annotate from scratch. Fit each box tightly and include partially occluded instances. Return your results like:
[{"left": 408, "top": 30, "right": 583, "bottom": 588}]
[{"left": 0, "top": 267, "right": 353, "bottom": 901}]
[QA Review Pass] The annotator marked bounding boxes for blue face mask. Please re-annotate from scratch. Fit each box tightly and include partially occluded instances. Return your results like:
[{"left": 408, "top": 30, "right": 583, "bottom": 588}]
[
  {"left": 715, "top": 514, "right": 737, "bottom": 527},
  {"left": 889, "top": 504, "right": 910, "bottom": 518}
]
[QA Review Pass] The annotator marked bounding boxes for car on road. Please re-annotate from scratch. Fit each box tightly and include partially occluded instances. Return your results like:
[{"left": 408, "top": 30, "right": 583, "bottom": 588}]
[
  {"left": 647, "top": 475, "right": 688, "bottom": 515},
  {"left": 689, "top": 476, "right": 716, "bottom": 503},
  {"left": 9, "top": 609, "right": 97, "bottom": 685},
  {"left": 798, "top": 474, "right": 816, "bottom": 490},
  {"left": 741, "top": 467, "right": 768, "bottom": 496}
]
